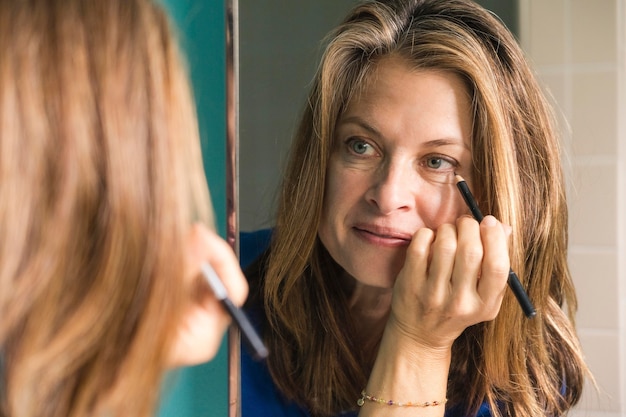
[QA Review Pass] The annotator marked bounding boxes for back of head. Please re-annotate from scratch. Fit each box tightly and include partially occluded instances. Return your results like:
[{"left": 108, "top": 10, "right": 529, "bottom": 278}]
[{"left": 0, "top": 0, "right": 210, "bottom": 416}]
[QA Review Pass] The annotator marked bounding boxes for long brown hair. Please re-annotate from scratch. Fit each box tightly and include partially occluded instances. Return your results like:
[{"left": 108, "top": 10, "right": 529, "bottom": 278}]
[
  {"left": 260, "top": 0, "right": 590, "bottom": 416},
  {"left": 0, "top": 0, "right": 211, "bottom": 415}
]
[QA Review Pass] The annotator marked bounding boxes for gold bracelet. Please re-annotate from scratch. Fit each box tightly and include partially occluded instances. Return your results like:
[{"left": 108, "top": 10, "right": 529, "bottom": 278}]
[{"left": 357, "top": 390, "right": 447, "bottom": 408}]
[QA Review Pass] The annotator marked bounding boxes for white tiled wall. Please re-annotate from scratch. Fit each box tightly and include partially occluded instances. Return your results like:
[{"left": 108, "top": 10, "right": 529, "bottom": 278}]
[{"left": 519, "top": 1, "right": 625, "bottom": 416}]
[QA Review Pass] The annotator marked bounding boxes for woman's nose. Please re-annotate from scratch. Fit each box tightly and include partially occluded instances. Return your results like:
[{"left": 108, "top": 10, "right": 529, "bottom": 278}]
[{"left": 364, "top": 161, "right": 416, "bottom": 215}]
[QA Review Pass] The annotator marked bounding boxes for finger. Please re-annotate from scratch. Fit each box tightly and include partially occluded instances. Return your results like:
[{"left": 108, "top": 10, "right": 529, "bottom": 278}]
[
  {"left": 402, "top": 227, "right": 435, "bottom": 278},
  {"left": 451, "top": 216, "right": 482, "bottom": 295},
  {"left": 476, "top": 216, "right": 510, "bottom": 311},
  {"left": 187, "top": 223, "right": 249, "bottom": 306},
  {"left": 395, "top": 228, "right": 434, "bottom": 300},
  {"left": 426, "top": 223, "right": 457, "bottom": 302}
]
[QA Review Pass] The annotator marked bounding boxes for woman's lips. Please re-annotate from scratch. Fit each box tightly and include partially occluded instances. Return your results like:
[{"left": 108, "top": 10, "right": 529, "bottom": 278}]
[{"left": 352, "top": 224, "right": 412, "bottom": 247}]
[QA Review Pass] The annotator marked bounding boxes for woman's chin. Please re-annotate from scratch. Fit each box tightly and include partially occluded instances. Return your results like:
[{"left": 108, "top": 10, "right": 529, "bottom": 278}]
[{"left": 347, "top": 264, "right": 401, "bottom": 289}]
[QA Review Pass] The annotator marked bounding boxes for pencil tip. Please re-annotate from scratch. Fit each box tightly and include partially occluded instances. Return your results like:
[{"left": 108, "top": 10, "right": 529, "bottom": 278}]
[{"left": 454, "top": 173, "right": 465, "bottom": 183}]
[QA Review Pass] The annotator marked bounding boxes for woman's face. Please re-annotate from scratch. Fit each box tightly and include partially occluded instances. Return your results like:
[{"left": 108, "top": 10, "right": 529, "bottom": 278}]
[{"left": 318, "top": 56, "right": 474, "bottom": 288}]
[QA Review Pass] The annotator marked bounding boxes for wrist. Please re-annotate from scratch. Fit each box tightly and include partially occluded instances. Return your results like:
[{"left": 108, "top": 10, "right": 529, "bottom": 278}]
[
  {"left": 362, "top": 324, "right": 451, "bottom": 412},
  {"left": 383, "top": 316, "right": 454, "bottom": 363},
  {"left": 373, "top": 322, "right": 452, "bottom": 380}
]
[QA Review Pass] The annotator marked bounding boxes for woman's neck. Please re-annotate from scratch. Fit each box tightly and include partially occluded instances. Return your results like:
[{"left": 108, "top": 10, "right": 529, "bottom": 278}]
[
  {"left": 347, "top": 282, "right": 393, "bottom": 323},
  {"left": 340, "top": 272, "right": 393, "bottom": 363}
]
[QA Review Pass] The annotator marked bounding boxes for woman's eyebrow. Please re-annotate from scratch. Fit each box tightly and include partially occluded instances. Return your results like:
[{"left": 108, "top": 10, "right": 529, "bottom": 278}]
[
  {"left": 421, "top": 138, "right": 471, "bottom": 151},
  {"left": 337, "top": 116, "right": 380, "bottom": 137},
  {"left": 339, "top": 116, "right": 470, "bottom": 151}
]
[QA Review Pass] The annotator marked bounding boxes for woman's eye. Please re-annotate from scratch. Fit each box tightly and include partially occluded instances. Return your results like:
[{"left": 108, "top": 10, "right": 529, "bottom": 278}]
[
  {"left": 425, "top": 156, "right": 455, "bottom": 170},
  {"left": 419, "top": 155, "right": 458, "bottom": 184},
  {"left": 347, "top": 138, "right": 375, "bottom": 156},
  {"left": 426, "top": 157, "right": 444, "bottom": 169}
]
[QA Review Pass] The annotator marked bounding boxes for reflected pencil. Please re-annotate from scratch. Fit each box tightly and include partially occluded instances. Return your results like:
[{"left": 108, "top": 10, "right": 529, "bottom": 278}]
[
  {"left": 201, "top": 262, "right": 269, "bottom": 360},
  {"left": 454, "top": 174, "right": 536, "bottom": 319}
]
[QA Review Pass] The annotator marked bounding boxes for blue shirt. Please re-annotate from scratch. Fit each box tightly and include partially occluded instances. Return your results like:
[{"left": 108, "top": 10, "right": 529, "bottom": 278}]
[{"left": 241, "top": 343, "right": 493, "bottom": 417}]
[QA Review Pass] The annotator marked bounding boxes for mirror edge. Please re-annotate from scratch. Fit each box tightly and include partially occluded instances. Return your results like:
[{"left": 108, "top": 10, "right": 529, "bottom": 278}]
[{"left": 226, "top": 0, "right": 241, "bottom": 416}]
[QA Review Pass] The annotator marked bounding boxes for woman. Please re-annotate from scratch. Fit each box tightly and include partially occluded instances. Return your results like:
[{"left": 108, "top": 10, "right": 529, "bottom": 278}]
[
  {"left": 242, "top": 0, "right": 590, "bottom": 416},
  {"left": 0, "top": 0, "right": 247, "bottom": 416}
]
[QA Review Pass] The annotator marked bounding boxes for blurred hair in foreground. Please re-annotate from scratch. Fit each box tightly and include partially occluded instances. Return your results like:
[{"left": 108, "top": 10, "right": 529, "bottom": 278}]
[{"left": 0, "top": 0, "right": 212, "bottom": 416}]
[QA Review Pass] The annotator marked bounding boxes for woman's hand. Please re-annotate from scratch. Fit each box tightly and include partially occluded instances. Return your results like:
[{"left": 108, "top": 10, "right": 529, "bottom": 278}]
[
  {"left": 389, "top": 214, "right": 511, "bottom": 351},
  {"left": 359, "top": 215, "right": 510, "bottom": 416},
  {"left": 168, "top": 223, "right": 249, "bottom": 367}
]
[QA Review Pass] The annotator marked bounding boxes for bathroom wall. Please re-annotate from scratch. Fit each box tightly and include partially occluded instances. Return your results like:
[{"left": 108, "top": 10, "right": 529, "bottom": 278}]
[
  {"left": 519, "top": 1, "right": 626, "bottom": 416},
  {"left": 238, "top": 0, "right": 357, "bottom": 231}
]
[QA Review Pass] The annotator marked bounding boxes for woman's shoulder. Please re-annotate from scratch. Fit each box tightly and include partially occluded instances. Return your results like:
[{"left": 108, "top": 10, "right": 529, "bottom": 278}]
[
  {"left": 240, "top": 229, "right": 272, "bottom": 311},
  {"left": 240, "top": 229, "right": 272, "bottom": 269}
]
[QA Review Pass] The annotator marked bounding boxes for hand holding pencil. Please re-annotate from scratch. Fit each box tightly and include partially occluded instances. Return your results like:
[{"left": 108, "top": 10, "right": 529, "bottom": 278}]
[
  {"left": 455, "top": 174, "right": 536, "bottom": 318},
  {"left": 168, "top": 224, "right": 267, "bottom": 368}
]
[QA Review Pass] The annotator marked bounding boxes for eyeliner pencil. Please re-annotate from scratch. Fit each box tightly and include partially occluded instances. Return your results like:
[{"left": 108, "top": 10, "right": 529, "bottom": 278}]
[
  {"left": 454, "top": 175, "right": 536, "bottom": 318},
  {"left": 201, "top": 262, "right": 269, "bottom": 360}
]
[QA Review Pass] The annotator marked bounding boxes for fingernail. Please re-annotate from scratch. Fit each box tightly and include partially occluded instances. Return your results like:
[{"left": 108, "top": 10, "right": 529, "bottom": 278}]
[{"left": 482, "top": 215, "right": 497, "bottom": 227}]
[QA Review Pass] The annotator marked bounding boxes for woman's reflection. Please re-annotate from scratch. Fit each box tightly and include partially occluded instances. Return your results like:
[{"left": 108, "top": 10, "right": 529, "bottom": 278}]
[{"left": 239, "top": 1, "right": 590, "bottom": 417}]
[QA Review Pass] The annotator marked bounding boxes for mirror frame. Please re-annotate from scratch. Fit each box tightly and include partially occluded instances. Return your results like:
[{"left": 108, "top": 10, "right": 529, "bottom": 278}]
[{"left": 226, "top": 0, "right": 241, "bottom": 416}]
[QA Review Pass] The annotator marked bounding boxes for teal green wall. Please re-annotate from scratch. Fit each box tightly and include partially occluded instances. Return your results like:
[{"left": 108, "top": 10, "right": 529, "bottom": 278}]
[
  {"left": 156, "top": 1, "right": 229, "bottom": 417},
  {"left": 161, "top": 0, "right": 227, "bottom": 235}
]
